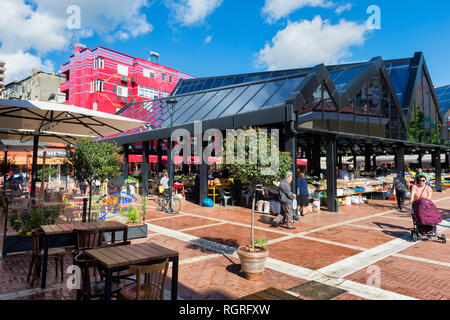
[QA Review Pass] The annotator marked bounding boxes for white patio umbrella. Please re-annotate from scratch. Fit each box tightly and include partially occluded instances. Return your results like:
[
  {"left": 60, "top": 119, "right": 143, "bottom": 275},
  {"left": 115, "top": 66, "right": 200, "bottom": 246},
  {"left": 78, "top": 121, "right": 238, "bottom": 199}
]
[{"left": 0, "top": 99, "right": 148, "bottom": 196}]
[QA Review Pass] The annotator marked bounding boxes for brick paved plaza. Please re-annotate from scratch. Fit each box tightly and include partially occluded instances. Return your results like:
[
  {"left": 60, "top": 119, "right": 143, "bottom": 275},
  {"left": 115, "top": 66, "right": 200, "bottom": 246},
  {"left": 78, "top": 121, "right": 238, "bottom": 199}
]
[{"left": 1, "top": 190, "right": 449, "bottom": 300}]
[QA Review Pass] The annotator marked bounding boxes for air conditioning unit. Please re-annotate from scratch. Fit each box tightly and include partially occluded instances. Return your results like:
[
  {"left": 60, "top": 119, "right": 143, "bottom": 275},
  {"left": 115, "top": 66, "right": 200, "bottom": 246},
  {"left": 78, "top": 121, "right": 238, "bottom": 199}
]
[
  {"left": 131, "top": 77, "right": 137, "bottom": 83},
  {"left": 121, "top": 75, "right": 128, "bottom": 82},
  {"left": 119, "top": 97, "right": 128, "bottom": 103}
]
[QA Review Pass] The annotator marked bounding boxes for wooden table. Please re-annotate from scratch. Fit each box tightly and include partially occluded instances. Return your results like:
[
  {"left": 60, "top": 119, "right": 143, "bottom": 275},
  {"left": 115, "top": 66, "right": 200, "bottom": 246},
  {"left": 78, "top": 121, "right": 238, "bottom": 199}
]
[
  {"left": 39, "top": 221, "right": 127, "bottom": 289},
  {"left": 86, "top": 242, "right": 179, "bottom": 300},
  {"left": 239, "top": 287, "right": 301, "bottom": 300}
]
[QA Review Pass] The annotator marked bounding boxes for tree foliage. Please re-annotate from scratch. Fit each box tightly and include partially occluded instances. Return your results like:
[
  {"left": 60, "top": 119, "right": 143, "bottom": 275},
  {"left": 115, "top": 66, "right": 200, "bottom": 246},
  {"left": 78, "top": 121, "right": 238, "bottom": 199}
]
[
  {"left": 65, "top": 137, "right": 123, "bottom": 185},
  {"left": 221, "top": 127, "right": 292, "bottom": 187}
]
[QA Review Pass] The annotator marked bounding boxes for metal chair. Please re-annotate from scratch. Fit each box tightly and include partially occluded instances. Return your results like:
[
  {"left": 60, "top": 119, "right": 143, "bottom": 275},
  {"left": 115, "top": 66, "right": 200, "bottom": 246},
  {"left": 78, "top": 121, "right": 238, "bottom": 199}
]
[{"left": 119, "top": 259, "right": 169, "bottom": 300}]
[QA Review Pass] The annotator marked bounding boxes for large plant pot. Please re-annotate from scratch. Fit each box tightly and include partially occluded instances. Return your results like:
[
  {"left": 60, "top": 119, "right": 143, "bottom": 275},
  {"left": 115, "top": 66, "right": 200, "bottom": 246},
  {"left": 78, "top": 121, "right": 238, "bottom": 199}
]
[{"left": 236, "top": 246, "right": 269, "bottom": 281}]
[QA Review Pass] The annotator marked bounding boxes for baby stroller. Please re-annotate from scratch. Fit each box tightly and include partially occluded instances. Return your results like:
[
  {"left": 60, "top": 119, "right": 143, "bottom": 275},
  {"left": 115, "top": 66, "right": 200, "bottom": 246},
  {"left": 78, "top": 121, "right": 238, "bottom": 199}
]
[{"left": 410, "top": 199, "right": 446, "bottom": 243}]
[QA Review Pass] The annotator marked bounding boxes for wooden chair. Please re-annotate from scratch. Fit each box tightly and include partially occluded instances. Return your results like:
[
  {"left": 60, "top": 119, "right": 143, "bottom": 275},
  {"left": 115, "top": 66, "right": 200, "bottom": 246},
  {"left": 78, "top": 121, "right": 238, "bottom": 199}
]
[
  {"left": 73, "top": 253, "right": 123, "bottom": 300},
  {"left": 119, "top": 259, "right": 169, "bottom": 300},
  {"left": 27, "top": 229, "right": 66, "bottom": 285},
  {"left": 74, "top": 229, "right": 103, "bottom": 256}
]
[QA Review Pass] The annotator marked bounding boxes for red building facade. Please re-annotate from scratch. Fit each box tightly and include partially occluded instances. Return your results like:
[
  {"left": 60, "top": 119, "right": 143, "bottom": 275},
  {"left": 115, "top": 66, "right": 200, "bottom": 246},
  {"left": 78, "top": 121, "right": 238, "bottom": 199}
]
[{"left": 60, "top": 45, "right": 195, "bottom": 114}]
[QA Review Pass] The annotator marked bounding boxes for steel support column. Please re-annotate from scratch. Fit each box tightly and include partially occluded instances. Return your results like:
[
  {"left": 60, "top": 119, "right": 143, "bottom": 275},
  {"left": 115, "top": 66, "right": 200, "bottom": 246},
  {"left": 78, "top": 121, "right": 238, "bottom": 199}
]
[
  {"left": 364, "top": 146, "right": 371, "bottom": 172},
  {"left": 312, "top": 136, "right": 321, "bottom": 177},
  {"left": 123, "top": 144, "right": 129, "bottom": 180},
  {"left": 395, "top": 145, "right": 406, "bottom": 173},
  {"left": 326, "top": 135, "right": 338, "bottom": 212},
  {"left": 199, "top": 141, "right": 209, "bottom": 206},
  {"left": 417, "top": 152, "right": 423, "bottom": 169},
  {"left": 142, "top": 141, "right": 149, "bottom": 196},
  {"left": 30, "top": 131, "right": 39, "bottom": 198},
  {"left": 157, "top": 139, "right": 163, "bottom": 172},
  {"left": 446, "top": 152, "right": 449, "bottom": 169},
  {"left": 433, "top": 148, "right": 442, "bottom": 192},
  {"left": 372, "top": 155, "right": 377, "bottom": 169},
  {"left": 283, "top": 127, "right": 297, "bottom": 194},
  {"left": 3, "top": 148, "right": 7, "bottom": 191}
]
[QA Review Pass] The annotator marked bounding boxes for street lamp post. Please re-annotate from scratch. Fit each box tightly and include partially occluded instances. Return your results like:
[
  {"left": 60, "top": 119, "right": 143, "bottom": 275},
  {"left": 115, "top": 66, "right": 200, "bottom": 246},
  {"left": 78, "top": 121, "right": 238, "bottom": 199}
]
[{"left": 166, "top": 98, "right": 177, "bottom": 214}]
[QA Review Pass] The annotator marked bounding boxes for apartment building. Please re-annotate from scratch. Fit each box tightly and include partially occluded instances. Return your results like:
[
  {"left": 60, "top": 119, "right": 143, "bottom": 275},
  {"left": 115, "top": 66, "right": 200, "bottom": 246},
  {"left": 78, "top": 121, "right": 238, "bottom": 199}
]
[{"left": 59, "top": 45, "right": 195, "bottom": 114}]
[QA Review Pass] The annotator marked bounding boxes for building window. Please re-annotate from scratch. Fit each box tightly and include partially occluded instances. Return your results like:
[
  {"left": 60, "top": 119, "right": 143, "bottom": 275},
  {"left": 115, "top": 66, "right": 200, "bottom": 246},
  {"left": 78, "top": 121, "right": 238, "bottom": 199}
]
[
  {"left": 162, "top": 74, "right": 166, "bottom": 81},
  {"left": 94, "top": 57, "right": 104, "bottom": 69},
  {"left": 57, "top": 88, "right": 66, "bottom": 103},
  {"left": 143, "top": 68, "right": 155, "bottom": 79},
  {"left": 138, "top": 85, "right": 159, "bottom": 99},
  {"left": 117, "top": 85, "right": 128, "bottom": 97},
  {"left": 160, "top": 91, "right": 168, "bottom": 98},
  {"left": 169, "top": 75, "right": 172, "bottom": 83},
  {"left": 93, "top": 101, "right": 98, "bottom": 111},
  {"left": 118, "top": 64, "right": 128, "bottom": 76},
  {"left": 91, "top": 79, "right": 103, "bottom": 93}
]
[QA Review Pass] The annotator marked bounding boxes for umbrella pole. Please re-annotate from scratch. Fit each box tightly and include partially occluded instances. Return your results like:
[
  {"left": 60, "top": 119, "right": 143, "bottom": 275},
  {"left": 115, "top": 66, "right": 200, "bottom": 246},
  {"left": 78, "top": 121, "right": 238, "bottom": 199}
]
[
  {"left": 30, "top": 131, "right": 39, "bottom": 199},
  {"left": 3, "top": 148, "right": 7, "bottom": 191},
  {"left": 39, "top": 151, "right": 47, "bottom": 203}
]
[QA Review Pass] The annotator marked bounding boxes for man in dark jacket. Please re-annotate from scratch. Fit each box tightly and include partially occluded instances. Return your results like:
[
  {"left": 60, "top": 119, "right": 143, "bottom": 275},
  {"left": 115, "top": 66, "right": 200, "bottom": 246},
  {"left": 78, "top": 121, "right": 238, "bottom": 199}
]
[
  {"left": 272, "top": 173, "right": 296, "bottom": 230},
  {"left": 392, "top": 170, "right": 408, "bottom": 211}
]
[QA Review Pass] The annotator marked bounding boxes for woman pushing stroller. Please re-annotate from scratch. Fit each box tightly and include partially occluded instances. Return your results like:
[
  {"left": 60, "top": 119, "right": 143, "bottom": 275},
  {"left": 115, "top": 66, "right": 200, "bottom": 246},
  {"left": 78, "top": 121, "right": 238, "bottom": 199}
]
[{"left": 409, "top": 173, "right": 446, "bottom": 243}]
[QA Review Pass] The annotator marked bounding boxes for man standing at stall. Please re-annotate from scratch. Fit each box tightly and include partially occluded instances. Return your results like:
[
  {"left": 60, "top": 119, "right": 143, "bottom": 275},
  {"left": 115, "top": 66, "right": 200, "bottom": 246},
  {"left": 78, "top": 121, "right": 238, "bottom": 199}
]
[
  {"left": 392, "top": 170, "right": 409, "bottom": 211},
  {"left": 272, "top": 173, "right": 297, "bottom": 230}
]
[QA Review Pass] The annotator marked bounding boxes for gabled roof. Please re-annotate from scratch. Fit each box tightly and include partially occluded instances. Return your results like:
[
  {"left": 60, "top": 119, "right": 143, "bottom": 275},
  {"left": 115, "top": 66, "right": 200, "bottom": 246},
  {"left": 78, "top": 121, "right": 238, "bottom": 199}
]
[{"left": 108, "top": 52, "right": 445, "bottom": 145}]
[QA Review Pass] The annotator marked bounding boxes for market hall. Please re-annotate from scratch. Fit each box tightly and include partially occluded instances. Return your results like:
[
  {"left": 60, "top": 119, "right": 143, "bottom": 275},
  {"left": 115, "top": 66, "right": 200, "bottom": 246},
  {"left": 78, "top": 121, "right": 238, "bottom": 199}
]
[{"left": 101, "top": 52, "right": 450, "bottom": 213}]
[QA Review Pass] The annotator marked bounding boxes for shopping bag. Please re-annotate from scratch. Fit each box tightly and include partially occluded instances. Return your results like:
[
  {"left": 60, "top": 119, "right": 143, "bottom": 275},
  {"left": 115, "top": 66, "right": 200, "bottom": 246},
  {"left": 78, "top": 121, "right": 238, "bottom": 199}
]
[{"left": 292, "top": 199, "right": 297, "bottom": 210}]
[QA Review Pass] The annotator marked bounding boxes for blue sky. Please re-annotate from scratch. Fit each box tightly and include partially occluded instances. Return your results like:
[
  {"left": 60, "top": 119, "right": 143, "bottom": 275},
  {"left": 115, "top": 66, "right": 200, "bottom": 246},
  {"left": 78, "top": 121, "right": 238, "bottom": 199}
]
[{"left": 1, "top": 0, "right": 449, "bottom": 87}]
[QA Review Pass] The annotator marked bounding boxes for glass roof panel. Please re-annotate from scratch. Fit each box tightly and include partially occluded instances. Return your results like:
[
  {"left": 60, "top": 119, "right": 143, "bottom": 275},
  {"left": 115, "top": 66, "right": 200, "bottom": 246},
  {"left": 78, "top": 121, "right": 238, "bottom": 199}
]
[
  {"left": 184, "top": 88, "right": 233, "bottom": 123},
  {"left": 219, "top": 83, "right": 265, "bottom": 117},
  {"left": 173, "top": 91, "right": 217, "bottom": 125},
  {"left": 263, "top": 76, "right": 305, "bottom": 107},
  {"left": 238, "top": 79, "right": 285, "bottom": 113},
  {"left": 387, "top": 62, "right": 411, "bottom": 105},
  {"left": 333, "top": 65, "right": 370, "bottom": 93},
  {"left": 163, "top": 93, "right": 205, "bottom": 125},
  {"left": 211, "top": 78, "right": 225, "bottom": 89},
  {"left": 203, "top": 86, "right": 247, "bottom": 120}
]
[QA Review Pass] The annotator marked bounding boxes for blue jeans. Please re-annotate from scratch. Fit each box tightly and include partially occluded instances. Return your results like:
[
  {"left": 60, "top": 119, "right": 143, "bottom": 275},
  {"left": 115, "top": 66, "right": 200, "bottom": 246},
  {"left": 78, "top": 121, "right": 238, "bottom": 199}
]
[{"left": 396, "top": 189, "right": 406, "bottom": 208}]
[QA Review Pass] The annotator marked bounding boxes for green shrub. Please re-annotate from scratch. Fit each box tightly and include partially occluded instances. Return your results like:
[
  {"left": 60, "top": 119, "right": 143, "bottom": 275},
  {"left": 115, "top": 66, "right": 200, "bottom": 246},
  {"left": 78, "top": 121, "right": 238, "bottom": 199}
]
[{"left": 125, "top": 206, "right": 140, "bottom": 224}]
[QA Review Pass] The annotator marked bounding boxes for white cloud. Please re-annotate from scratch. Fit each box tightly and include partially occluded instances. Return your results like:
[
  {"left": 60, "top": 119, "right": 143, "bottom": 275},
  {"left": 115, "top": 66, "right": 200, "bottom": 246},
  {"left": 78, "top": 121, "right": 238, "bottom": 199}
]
[
  {"left": 205, "top": 35, "right": 213, "bottom": 43},
  {"left": 0, "top": 0, "right": 67, "bottom": 54},
  {"left": 262, "top": 0, "right": 334, "bottom": 23},
  {"left": 166, "top": 0, "right": 223, "bottom": 26},
  {"left": 33, "top": 0, "right": 153, "bottom": 41},
  {"left": 336, "top": 3, "right": 352, "bottom": 14},
  {"left": 256, "top": 16, "right": 370, "bottom": 70},
  {"left": 0, "top": 51, "right": 55, "bottom": 82},
  {"left": 0, "top": 0, "right": 153, "bottom": 82}
]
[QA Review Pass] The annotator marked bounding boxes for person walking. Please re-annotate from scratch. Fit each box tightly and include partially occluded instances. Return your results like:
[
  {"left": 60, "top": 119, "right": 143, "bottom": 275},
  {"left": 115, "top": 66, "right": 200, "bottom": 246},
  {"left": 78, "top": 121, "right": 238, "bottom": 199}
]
[
  {"left": 271, "top": 173, "right": 296, "bottom": 230},
  {"left": 297, "top": 172, "right": 309, "bottom": 216},
  {"left": 392, "top": 171, "right": 409, "bottom": 211}
]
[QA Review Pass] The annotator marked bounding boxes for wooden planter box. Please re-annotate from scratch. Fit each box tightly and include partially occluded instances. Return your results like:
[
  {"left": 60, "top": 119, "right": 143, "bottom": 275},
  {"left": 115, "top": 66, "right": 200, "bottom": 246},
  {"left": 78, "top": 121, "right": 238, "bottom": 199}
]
[{"left": 2, "top": 223, "right": 148, "bottom": 256}]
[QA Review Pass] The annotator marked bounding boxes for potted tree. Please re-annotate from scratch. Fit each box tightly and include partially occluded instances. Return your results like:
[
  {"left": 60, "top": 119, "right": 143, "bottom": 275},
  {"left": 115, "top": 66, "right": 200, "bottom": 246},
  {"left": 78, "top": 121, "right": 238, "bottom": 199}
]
[{"left": 222, "top": 127, "right": 292, "bottom": 280}]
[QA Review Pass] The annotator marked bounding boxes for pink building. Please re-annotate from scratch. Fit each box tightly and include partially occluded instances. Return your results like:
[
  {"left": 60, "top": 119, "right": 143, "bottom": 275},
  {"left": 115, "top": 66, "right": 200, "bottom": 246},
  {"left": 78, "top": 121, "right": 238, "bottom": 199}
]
[{"left": 60, "top": 45, "right": 195, "bottom": 114}]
